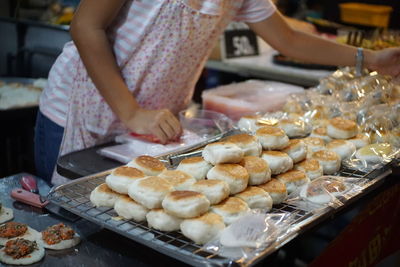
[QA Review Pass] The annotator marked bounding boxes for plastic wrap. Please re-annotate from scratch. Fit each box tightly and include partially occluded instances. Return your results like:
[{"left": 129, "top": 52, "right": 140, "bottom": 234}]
[{"left": 203, "top": 211, "right": 295, "bottom": 262}]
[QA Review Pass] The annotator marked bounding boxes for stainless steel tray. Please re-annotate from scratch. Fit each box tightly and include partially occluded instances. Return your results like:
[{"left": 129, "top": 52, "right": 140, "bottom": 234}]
[{"left": 48, "top": 159, "right": 395, "bottom": 266}]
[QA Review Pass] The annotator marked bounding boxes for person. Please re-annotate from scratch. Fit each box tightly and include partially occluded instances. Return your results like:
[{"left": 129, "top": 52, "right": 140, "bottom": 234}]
[{"left": 35, "top": 0, "right": 400, "bottom": 185}]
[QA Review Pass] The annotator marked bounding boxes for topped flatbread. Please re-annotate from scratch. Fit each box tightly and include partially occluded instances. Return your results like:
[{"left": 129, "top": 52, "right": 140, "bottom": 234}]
[
  {"left": 0, "top": 238, "right": 45, "bottom": 265},
  {"left": 0, "top": 222, "right": 39, "bottom": 246},
  {"left": 41, "top": 223, "right": 81, "bottom": 250}
]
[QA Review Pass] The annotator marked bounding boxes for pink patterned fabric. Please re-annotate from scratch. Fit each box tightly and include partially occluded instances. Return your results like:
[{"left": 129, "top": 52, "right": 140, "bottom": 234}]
[{"left": 46, "top": 0, "right": 276, "bottom": 184}]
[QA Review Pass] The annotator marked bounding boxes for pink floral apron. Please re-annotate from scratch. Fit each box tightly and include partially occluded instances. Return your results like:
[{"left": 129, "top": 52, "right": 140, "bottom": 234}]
[{"left": 52, "top": 0, "right": 244, "bottom": 184}]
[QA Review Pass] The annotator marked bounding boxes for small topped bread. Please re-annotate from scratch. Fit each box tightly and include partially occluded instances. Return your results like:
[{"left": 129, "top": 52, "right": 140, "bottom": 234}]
[
  {"left": 202, "top": 142, "right": 244, "bottom": 165},
  {"left": 239, "top": 156, "right": 271, "bottom": 185},
  {"left": 235, "top": 186, "right": 273, "bottom": 210},
  {"left": 127, "top": 156, "right": 166, "bottom": 176},
  {"left": 162, "top": 191, "right": 210, "bottom": 219},
  {"left": 276, "top": 170, "right": 310, "bottom": 194},
  {"left": 158, "top": 170, "right": 196, "bottom": 190},
  {"left": 256, "top": 126, "right": 289, "bottom": 150},
  {"left": 180, "top": 212, "right": 225, "bottom": 245},
  {"left": 261, "top": 151, "right": 293, "bottom": 175},
  {"left": 40, "top": 223, "right": 80, "bottom": 250},
  {"left": 327, "top": 117, "right": 358, "bottom": 139},
  {"left": 0, "top": 238, "right": 45, "bottom": 266},
  {"left": 226, "top": 133, "right": 262, "bottom": 157},
  {"left": 257, "top": 178, "right": 287, "bottom": 205},
  {"left": 207, "top": 164, "right": 249, "bottom": 194},
  {"left": 90, "top": 183, "right": 121, "bottom": 208},
  {"left": 128, "top": 176, "right": 173, "bottom": 209},
  {"left": 176, "top": 157, "right": 212, "bottom": 180},
  {"left": 0, "top": 222, "right": 40, "bottom": 246},
  {"left": 105, "top": 166, "right": 145, "bottom": 194},
  {"left": 282, "top": 139, "right": 307, "bottom": 163},
  {"left": 211, "top": 197, "right": 250, "bottom": 225},
  {"left": 190, "top": 179, "right": 230, "bottom": 205}
]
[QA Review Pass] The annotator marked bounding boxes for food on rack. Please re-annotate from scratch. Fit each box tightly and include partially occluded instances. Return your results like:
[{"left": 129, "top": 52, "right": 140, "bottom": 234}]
[
  {"left": 105, "top": 166, "right": 146, "bottom": 194},
  {"left": 190, "top": 180, "right": 230, "bottom": 205},
  {"left": 235, "top": 186, "right": 273, "bottom": 210},
  {"left": 180, "top": 212, "right": 225, "bottom": 245},
  {"left": 294, "top": 159, "right": 324, "bottom": 180},
  {"left": 127, "top": 156, "right": 166, "bottom": 176},
  {"left": 0, "top": 238, "right": 44, "bottom": 265},
  {"left": 176, "top": 157, "right": 212, "bottom": 180},
  {"left": 261, "top": 151, "right": 293, "bottom": 175},
  {"left": 225, "top": 133, "right": 262, "bottom": 157},
  {"left": 276, "top": 170, "right": 310, "bottom": 194},
  {"left": 207, "top": 164, "right": 249, "bottom": 195},
  {"left": 0, "top": 222, "right": 40, "bottom": 246},
  {"left": 355, "top": 143, "right": 394, "bottom": 163},
  {"left": 300, "top": 177, "right": 348, "bottom": 204},
  {"left": 278, "top": 119, "right": 311, "bottom": 138},
  {"left": 0, "top": 203, "right": 14, "bottom": 224},
  {"left": 326, "top": 140, "right": 356, "bottom": 160},
  {"left": 239, "top": 156, "right": 271, "bottom": 185},
  {"left": 211, "top": 197, "right": 250, "bottom": 225},
  {"left": 327, "top": 117, "right": 358, "bottom": 139},
  {"left": 158, "top": 170, "right": 197, "bottom": 190},
  {"left": 311, "top": 150, "right": 341, "bottom": 175},
  {"left": 256, "top": 126, "right": 289, "bottom": 150},
  {"left": 40, "top": 223, "right": 80, "bottom": 250},
  {"left": 282, "top": 139, "right": 307, "bottom": 163},
  {"left": 202, "top": 142, "right": 244, "bottom": 165},
  {"left": 302, "top": 137, "right": 325, "bottom": 157},
  {"left": 128, "top": 176, "right": 174, "bottom": 209},
  {"left": 90, "top": 183, "right": 121, "bottom": 208},
  {"left": 162, "top": 191, "right": 210, "bottom": 219},
  {"left": 237, "top": 115, "right": 262, "bottom": 133},
  {"left": 257, "top": 179, "right": 288, "bottom": 205},
  {"left": 146, "top": 209, "right": 183, "bottom": 232},
  {"left": 310, "top": 127, "right": 332, "bottom": 143},
  {"left": 114, "top": 196, "right": 149, "bottom": 222}
]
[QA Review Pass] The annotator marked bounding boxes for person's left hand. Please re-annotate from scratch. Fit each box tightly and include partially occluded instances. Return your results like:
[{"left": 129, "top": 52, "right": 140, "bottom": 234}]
[{"left": 367, "top": 47, "right": 400, "bottom": 83}]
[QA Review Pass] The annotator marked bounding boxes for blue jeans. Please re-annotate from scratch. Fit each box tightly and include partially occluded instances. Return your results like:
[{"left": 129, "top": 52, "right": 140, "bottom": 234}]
[{"left": 34, "top": 111, "right": 64, "bottom": 184}]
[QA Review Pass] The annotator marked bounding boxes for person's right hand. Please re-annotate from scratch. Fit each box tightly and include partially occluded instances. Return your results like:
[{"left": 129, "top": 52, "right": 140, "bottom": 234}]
[{"left": 125, "top": 108, "right": 182, "bottom": 144}]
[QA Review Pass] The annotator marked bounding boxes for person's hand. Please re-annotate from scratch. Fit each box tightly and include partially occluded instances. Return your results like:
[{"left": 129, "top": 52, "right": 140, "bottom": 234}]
[
  {"left": 367, "top": 47, "right": 400, "bottom": 83},
  {"left": 125, "top": 108, "right": 182, "bottom": 144}
]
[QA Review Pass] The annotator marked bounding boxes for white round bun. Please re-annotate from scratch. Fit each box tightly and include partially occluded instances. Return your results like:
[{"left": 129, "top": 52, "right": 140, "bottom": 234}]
[
  {"left": 295, "top": 159, "right": 323, "bottom": 180},
  {"left": 207, "top": 164, "right": 249, "bottom": 194},
  {"left": 162, "top": 191, "right": 210, "bottom": 219},
  {"left": 276, "top": 170, "right": 310, "bottom": 194},
  {"left": 176, "top": 157, "right": 212, "bottom": 180},
  {"left": 327, "top": 117, "right": 358, "bottom": 139},
  {"left": 237, "top": 115, "right": 261, "bottom": 133},
  {"left": 127, "top": 155, "right": 166, "bottom": 176},
  {"left": 310, "top": 127, "right": 332, "bottom": 143},
  {"left": 0, "top": 239, "right": 44, "bottom": 265},
  {"left": 105, "top": 166, "right": 146, "bottom": 194},
  {"left": 327, "top": 140, "right": 356, "bottom": 160},
  {"left": 239, "top": 156, "right": 271, "bottom": 185},
  {"left": 90, "top": 183, "right": 121, "bottom": 208},
  {"left": 0, "top": 207, "right": 14, "bottom": 224},
  {"left": 257, "top": 179, "right": 288, "bottom": 205},
  {"left": 348, "top": 133, "right": 370, "bottom": 149},
  {"left": 282, "top": 139, "right": 307, "bottom": 163},
  {"left": 202, "top": 142, "right": 244, "bottom": 165},
  {"left": 158, "top": 170, "right": 196, "bottom": 190},
  {"left": 302, "top": 137, "right": 325, "bottom": 158},
  {"left": 278, "top": 118, "right": 310, "bottom": 138},
  {"left": 180, "top": 212, "right": 225, "bottom": 245},
  {"left": 0, "top": 223, "right": 40, "bottom": 246},
  {"left": 114, "top": 195, "right": 149, "bottom": 221},
  {"left": 256, "top": 126, "right": 289, "bottom": 150},
  {"left": 235, "top": 186, "right": 273, "bottom": 210},
  {"left": 311, "top": 150, "right": 341, "bottom": 175},
  {"left": 355, "top": 143, "right": 393, "bottom": 163},
  {"left": 261, "top": 151, "right": 293, "bottom": 175},
  {"left": 190, "top": 180, "right": 230, "bottom": 205},
  {"left": 226, "top": 133, "right": 262, "bottom": 156},
  {"left": 146, "top": 209, "right": 182, "bottom": 232},
  {"left": 128, "top": 176, "right": 173, "bottom": 209},
  {"left": 211, "top": 197, "right": 250, "bottom": 225}
]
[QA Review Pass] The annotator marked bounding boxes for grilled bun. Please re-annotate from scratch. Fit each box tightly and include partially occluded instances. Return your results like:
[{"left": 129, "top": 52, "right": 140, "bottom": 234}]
[
  {"left": 162, "top": 191, "right": 210, "bottom": 219},
  {"left": 176, "top": 157, "right": 212, "bottom": 180},
  {"left": 190, "top": 179, "right": 230, "bottom": 205},
  {"left": 239, "top": 156, "right": 271, "bottom": 185},
  {"left": 282, "top": 139, "right": 307, "bottom": 163},
  {"left": 327, "top": 117, "right": 358, "bottom": 139},
  {"left": 146, "top": 209, "right": 182, "bottom": 232},
  {"left": 326, "top": 140, "right": 356, "bottom": 160},
  {"left": 90, "top": 183, "right": 121, "bottom": 208},
  {"left": 202, "top": 142, "right": 244, "bottom": 165},
  {"left": 276, "top": 170, "right": 310, "bottom": 194},
  {"left": 114, "top": 195, "right": 148, "bottom": 222},
  {"left": 105, "top": 166, "right": 145, "bottom": 194},
  {"left": 207, "top": 164, "right": 249, "bottom": 194},
  {"left": 235, "top": 186, "right": 273, "bottom": 210},
  {"left": 261, "top": 151, "right": 293, "bottom": 175},
  {"left": 256, "top": 126, "right": 289, "bottom": 150},
  {"left": 257, "top": 179, "right": 287, "bottom": 205},
  {"left": 311, "top": 150, "right": 341, "bottom": 175},
  {"left": 226, "top": 133, "right": 262, "bottom": 157},
  {"left": 158, "top": 170, "right": 196, "bottom": 190},
  {"left": 211, "top": 197, "right": 250, "bottom": 225},
  {"left": 127, "top": 156, "right": 166, "bottom": 176}
]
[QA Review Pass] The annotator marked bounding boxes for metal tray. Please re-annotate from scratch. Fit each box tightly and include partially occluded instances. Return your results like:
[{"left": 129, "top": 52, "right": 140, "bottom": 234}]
[{"left": 48, "top": 159, "right": 395, "bottom": 266}]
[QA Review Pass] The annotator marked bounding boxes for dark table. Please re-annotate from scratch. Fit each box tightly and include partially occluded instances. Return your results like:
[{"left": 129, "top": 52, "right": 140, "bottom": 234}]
[{"left": 0, "top": 173, "right": 188, "bottom": 267}]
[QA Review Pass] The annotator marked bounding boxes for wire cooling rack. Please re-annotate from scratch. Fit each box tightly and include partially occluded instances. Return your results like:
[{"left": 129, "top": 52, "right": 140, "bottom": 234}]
[{"left": 48, "top": 159, "right": 395, "bottom": 266}]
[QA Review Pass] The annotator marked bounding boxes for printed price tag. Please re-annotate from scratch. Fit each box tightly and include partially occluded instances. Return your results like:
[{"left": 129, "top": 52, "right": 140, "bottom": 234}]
[{"left": 223, "top": 29, "right": 259, "bottom": 59}]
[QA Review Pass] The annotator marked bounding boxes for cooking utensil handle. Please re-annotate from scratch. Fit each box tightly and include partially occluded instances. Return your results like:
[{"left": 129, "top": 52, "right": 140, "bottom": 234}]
[
  {"left": 20, "top": 175, "right": 39, "bottom": 194},
  {"left": 11, "top": 188, "right": 48, "bottom": 208}
]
